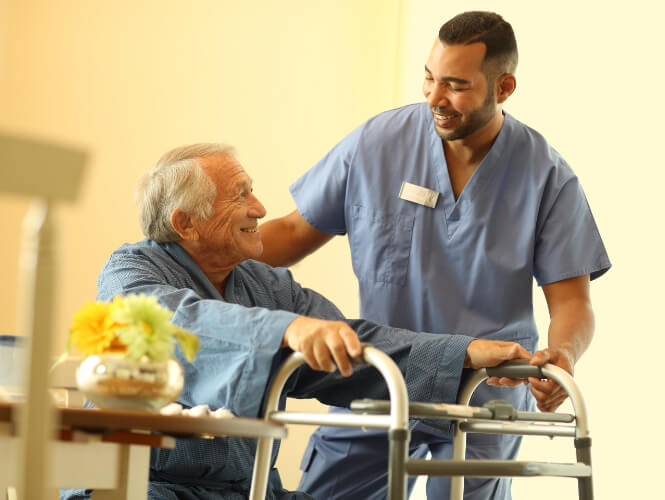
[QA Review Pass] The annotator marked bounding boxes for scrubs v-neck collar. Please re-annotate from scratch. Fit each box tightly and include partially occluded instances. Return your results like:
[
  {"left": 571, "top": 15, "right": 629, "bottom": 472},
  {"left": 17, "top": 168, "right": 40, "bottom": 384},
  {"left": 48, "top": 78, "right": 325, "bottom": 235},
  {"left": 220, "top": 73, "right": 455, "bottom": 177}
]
[{"left": 430, "top": 111, "right": 513, "bottom": 239}]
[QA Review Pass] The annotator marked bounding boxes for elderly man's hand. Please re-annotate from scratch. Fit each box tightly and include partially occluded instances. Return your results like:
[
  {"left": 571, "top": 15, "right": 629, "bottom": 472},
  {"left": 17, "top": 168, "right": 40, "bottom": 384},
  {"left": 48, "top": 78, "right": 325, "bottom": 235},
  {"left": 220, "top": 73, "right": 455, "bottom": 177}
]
[
  {"left": 466, "top": 339, "right": 533, "bottom": 388},
  {"left": 282, "top": 317, "right": 362, "bottom": 377}
]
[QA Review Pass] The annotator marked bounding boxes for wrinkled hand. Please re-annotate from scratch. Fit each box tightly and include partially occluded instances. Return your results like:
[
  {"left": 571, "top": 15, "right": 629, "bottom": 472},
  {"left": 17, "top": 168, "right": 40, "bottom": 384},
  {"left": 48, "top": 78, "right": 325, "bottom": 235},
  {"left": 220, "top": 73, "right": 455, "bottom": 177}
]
[
  {"left": 282, "top": 317, "right": 362, "bottom": 377},
  {"left": 528, "top": 347, "right": 574, "bottom": 412},
  {"left": 466, "top": 339, "right": 532, "bottom": 388}
]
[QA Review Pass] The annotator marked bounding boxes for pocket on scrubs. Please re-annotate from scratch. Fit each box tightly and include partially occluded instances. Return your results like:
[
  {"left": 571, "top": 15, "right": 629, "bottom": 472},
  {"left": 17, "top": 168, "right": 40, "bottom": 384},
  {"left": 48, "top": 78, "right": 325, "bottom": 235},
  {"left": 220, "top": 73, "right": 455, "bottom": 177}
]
[{"left": 348, "top": 205, "right": 415, "bottom": 286}]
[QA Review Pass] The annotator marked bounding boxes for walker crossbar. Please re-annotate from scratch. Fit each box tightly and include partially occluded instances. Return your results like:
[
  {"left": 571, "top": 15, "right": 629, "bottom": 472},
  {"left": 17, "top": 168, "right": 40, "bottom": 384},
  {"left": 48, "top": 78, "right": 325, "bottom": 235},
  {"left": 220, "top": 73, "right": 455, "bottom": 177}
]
[
  {"left": 249, "top": 345, "right": 409, "bottom": 500},
  {"left": 351, "top": 399, "right": 578, "bottom": 439},
  {"left": 406, "top": 460, "right": 592, "bottom": 478},
  {"left": 267, "top": 411, "right": 392, "bottom": 428},
  {"left": 351, "top": 359, "right": 593, "bottom": 500},
  {"left": 459, "top": 421, "right": 576, "bottom": 438},
  {"left": 350, "top": 399, "right": 575, "bottom": 424}
]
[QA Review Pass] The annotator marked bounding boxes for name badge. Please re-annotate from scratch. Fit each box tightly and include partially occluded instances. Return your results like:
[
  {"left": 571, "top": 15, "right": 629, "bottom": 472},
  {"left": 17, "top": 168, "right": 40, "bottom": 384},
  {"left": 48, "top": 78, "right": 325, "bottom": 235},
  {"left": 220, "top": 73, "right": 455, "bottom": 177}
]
[{"left": 399, "top": 182, "right": 439, "bottom": 208}]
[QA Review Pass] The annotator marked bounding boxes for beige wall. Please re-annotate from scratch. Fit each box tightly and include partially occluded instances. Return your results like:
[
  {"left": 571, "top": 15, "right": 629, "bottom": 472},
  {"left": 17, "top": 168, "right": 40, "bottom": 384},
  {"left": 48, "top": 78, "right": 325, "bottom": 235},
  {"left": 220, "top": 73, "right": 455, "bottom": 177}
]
[
  {"left": 0, "top": 0, "right": 400, "bottom": 490},
  {"left": 0, "top": 0, "right": 404, "bottom": 340},
  {"left": 398, "top": 2, "right": 663, "bottom": 499},
  {"left": 1, "top": 0, "right": 663, "bottom": 498}
]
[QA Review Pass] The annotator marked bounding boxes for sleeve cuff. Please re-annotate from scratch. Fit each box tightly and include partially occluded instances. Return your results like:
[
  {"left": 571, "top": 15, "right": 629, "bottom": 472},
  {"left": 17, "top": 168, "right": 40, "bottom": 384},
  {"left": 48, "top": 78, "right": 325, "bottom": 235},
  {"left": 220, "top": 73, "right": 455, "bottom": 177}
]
[{"left": 404, "top": 333, "right": 473, "bottom": 404}]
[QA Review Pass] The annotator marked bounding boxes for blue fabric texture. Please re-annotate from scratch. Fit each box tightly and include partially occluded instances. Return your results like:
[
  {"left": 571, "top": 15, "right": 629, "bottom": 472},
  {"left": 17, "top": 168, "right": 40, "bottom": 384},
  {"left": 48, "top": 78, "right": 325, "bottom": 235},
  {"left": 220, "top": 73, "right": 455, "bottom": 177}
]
[
  {"left": 61, "top": 238, "right": 475, "bottom": 499},
  {"left": 291, "top": 103, "right": 610, "bottom": 499}
]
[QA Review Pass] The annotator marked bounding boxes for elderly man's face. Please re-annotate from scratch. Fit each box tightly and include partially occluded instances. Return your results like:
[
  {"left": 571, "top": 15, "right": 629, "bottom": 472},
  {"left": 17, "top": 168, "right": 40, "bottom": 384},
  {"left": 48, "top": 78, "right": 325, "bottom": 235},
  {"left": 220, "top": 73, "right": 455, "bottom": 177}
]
[{"left": 194, "top": 153, "right": 266, "bottom": 265}]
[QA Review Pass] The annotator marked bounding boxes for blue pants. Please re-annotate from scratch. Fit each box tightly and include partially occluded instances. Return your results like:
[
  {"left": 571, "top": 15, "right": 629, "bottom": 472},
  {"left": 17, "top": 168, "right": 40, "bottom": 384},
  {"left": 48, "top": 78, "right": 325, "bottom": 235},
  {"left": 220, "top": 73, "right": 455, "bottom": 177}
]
[
  {"left": 299, "top": 383, "right": 531, "bottom": 500},
  {"left": 62, "top": 483, "right": 313, "bottom": 500},
  {"left": 61, "top": 469, "right": 314, "bottom": 500}
]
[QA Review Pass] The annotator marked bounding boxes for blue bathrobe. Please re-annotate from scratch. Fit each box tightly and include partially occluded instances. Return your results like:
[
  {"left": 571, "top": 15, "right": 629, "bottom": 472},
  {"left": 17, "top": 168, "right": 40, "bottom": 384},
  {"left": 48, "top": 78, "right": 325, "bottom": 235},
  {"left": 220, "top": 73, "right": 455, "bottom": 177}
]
[{"left": 63, "top": 238, "right": 479, "bottom": 499}]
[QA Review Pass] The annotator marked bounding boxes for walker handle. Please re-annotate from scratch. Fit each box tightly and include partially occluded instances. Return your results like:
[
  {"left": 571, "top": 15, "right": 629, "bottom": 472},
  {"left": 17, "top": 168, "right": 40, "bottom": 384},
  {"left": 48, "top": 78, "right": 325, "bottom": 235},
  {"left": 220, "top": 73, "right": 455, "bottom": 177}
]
[
  {"left": 349, "top": 342, "right": 372, "bottom": 366},
  {"left": 485, "top": 359, "right": 543, "bottom": 379}
]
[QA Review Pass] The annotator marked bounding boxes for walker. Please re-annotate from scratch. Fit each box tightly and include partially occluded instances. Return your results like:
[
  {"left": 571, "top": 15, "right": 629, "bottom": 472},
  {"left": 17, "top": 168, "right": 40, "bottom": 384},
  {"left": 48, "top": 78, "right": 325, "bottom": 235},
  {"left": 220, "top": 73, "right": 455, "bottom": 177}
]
[{"left": 249, "top": 345, "right": 592, "bottom": 500}]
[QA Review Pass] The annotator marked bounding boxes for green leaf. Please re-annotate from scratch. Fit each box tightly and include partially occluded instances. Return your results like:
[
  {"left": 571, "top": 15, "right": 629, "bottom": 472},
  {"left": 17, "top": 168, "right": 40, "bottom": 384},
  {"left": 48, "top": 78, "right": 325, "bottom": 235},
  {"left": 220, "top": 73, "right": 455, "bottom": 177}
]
[
  {"left": 51, "top": 331, "right": 75, "bottom": 372},
  {"left": 50, "top": 350, "right": 71, "bottom": 372}
]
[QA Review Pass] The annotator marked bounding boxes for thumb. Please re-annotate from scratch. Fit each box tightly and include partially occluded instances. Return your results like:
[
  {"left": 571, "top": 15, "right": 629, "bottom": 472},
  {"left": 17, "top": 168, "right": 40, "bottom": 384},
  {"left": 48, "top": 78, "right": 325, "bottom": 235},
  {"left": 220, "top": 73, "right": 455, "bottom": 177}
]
[
  {"left": 510, "top": 344, "right": 532, "bottom": 361},
  {"left": 494, "top": 343, "right": 529, "bottom": 365},
  {"left": 530, "top": 348, "right": 551, "bottom": 366},
  {"left": 340, "top": 326, "right": 362, "bottom": 357}
]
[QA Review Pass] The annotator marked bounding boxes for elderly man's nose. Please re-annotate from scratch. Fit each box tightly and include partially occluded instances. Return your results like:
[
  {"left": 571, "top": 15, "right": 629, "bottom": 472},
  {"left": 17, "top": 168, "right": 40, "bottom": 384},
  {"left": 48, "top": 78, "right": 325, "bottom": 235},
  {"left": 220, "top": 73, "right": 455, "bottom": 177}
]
[{"left": 249, "top": 195, "right": 267, "bottom": 218}]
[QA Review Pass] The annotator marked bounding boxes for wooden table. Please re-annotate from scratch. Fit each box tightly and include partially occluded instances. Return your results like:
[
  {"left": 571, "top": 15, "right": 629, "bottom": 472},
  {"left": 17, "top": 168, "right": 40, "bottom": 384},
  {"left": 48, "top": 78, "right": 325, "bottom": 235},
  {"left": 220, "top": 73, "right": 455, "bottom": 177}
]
[{"left": 0, "top": 403, "right": 286, "bottom": 499}]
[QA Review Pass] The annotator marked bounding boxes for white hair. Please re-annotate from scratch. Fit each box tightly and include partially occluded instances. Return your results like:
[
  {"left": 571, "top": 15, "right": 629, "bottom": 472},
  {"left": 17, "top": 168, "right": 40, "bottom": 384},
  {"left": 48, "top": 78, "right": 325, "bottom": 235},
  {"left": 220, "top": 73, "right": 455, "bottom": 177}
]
[{"left": 135, "top": 143, "right": 236, "bottom": 242}]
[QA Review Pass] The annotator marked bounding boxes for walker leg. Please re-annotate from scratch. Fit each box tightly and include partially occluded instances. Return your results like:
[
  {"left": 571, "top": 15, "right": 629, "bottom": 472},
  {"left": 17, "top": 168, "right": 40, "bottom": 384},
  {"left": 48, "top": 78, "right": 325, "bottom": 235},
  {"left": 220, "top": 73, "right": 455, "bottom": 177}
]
[
  {"left": 387, "top": 428, "right": 409, "bottom": 500},
  {"left": 575, "top": 437, "right": 593, "bottom": 500},
  {"left": 250, "top": 436, "right": 275, "bottom": 500},
  {"left": 450, "top": 421, "right": 466, "bottom": 500}
]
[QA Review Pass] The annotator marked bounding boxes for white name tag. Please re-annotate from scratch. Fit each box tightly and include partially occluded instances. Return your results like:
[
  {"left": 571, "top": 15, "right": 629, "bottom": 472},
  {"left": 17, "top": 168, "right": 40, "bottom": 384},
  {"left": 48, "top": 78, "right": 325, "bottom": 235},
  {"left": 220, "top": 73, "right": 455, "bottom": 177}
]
[{"left": 399, "top": 181, "right": 439, "bottom": 208}]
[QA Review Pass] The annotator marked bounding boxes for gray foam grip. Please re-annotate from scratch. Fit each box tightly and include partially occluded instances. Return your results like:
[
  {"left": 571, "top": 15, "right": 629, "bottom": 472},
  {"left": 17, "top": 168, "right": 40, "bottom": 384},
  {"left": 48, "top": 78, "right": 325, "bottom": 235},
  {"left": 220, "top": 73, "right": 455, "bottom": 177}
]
[{"left": 485, "top": 359, "right": 543, "bottom": 379}]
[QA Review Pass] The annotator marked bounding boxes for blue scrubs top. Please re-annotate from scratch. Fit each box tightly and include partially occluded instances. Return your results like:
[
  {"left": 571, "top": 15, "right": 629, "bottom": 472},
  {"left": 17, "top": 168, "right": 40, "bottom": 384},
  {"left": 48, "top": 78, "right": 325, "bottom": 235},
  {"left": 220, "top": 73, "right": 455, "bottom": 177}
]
[{"left": 291, "top": 103, "right": 610, "bottom": 342}]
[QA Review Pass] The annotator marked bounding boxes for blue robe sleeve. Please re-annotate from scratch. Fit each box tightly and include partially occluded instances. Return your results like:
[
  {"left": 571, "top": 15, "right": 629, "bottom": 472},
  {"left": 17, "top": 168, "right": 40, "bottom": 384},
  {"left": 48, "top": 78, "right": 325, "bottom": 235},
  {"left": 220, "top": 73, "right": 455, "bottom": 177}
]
[
  {"left": 283, "top": 277, "right": 474, "bottom": 406},
  {"left": 96, "top": 249, "right": 299, "bottom": 418}
]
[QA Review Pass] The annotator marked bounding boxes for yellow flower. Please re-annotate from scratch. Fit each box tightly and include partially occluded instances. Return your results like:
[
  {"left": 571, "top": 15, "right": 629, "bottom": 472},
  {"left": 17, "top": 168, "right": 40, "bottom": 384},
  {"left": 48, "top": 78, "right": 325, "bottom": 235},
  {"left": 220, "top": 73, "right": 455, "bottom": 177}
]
[
  {"left": 69, "top": 301, "right": 123, "bottom": 356},
  {"left": 63, "top": 294, "right": 199, "bottom": 364}
]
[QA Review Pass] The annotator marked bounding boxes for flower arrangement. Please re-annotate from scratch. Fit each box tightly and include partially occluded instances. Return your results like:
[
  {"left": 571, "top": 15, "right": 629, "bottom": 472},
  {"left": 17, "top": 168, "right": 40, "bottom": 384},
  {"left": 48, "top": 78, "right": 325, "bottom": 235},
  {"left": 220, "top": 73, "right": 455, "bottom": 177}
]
[{"left": 64, "top": 294, "right": 199, "bottom": 363}]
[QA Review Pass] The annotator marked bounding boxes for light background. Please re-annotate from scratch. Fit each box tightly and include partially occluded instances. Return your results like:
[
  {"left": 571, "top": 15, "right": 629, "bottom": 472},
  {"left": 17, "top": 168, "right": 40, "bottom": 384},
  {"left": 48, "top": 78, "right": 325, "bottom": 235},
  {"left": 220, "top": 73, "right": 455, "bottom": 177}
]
[{"left": 0, "top": 1, "right": 662, "bottom": 499}]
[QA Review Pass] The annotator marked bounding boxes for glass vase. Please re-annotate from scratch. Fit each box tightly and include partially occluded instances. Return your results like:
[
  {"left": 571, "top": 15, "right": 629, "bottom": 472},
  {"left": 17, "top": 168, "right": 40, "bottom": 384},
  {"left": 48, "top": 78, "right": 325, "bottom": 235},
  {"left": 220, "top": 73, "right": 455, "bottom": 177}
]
[{"left": 76, "top": 353, "right": 184, "bottom": 411}]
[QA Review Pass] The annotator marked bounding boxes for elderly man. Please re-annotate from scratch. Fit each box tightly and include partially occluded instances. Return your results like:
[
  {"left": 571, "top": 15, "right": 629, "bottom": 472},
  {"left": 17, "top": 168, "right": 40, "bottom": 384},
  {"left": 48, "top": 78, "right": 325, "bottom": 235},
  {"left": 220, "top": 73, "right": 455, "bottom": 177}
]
[{"left": 63, "top": 143, "right": 536, "bottom": 500}]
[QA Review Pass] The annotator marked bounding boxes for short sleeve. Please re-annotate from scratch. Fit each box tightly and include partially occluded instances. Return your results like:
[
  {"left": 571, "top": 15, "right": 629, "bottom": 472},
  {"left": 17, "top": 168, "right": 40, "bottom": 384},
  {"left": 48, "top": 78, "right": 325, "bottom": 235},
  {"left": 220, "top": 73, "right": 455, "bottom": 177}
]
[
  {"left": 534, "top": 175, "right": 611, "bottom": 286},
  {"left": 289, "top": 125, "right": 364, "bottom": 235}
]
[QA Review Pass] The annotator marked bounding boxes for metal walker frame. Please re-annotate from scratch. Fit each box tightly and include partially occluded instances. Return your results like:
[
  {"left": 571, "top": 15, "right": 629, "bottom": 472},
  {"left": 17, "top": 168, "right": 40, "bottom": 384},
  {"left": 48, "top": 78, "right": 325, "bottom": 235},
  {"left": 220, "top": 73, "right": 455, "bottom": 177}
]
[{"left": 249, "top": 345, "right": 593, "bottom": 500}]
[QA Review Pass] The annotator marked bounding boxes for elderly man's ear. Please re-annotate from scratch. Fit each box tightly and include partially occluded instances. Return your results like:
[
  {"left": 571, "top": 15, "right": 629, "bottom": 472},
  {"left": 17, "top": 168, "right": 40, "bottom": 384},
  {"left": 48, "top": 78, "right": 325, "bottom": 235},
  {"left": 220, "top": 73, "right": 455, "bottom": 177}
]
[{"left": 170, "top": 209, "right": 199, "bottom": 241}]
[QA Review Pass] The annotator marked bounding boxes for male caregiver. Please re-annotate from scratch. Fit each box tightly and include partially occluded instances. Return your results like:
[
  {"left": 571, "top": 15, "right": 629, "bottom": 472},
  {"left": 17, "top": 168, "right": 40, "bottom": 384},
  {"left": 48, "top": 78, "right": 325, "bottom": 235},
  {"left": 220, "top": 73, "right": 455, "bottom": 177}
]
[{"left": 259, "top": 10, "right": 610, "bottom": 500}]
